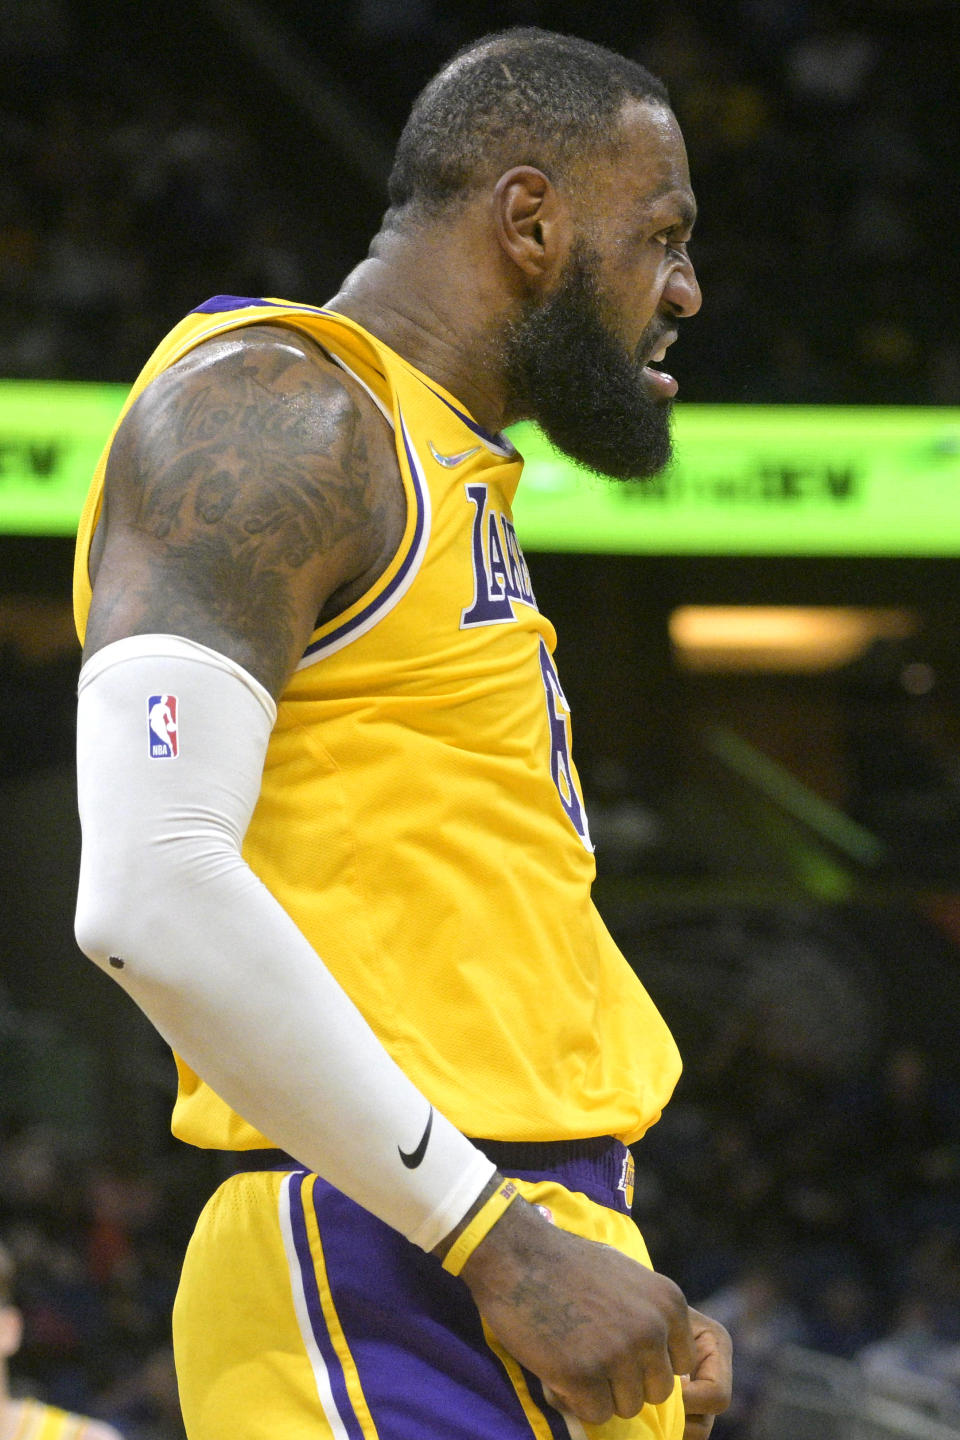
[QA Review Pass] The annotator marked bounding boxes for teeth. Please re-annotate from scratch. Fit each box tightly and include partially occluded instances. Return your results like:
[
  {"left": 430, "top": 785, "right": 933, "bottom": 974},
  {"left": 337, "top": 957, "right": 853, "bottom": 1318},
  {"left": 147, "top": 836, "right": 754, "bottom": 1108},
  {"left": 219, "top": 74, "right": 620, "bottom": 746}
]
[{"left": 649, "top": 346, "right": 667, "bottom": 363}]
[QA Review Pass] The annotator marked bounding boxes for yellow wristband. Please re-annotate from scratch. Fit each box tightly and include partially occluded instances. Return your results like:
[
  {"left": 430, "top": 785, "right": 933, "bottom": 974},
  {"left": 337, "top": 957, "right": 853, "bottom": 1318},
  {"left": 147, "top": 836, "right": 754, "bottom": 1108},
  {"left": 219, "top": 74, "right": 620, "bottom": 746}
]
[{"left": 441, "top": 1179, "right": 519, "bottom": 1276}]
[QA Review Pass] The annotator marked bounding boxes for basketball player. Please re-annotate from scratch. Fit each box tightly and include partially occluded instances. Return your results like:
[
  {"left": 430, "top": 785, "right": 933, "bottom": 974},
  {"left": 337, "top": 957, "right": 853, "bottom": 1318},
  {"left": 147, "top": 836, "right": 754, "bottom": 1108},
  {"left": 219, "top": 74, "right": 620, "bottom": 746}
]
[
  {"left": 73, "top": 28, "right": 732, "bottom": 1440},
  {"left": 0, "top": 1242, "right": 123, "bottom": 1440}
]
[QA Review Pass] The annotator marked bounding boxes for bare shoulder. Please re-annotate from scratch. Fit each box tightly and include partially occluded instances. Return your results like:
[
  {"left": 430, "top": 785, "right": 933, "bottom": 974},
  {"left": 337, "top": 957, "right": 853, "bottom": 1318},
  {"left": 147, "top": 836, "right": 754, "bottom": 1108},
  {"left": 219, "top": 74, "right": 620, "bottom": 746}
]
[{"left": 85, "top": 323, "right": 404, "bottom": 696}]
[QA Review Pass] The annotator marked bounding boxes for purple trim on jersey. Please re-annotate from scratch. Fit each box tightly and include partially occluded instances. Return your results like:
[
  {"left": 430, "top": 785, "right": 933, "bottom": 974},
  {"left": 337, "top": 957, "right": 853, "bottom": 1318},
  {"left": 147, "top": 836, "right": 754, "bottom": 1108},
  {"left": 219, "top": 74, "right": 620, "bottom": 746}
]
[
  {"left": 190, "top": 294, "right": 331, "bottom": 315},
  {"left": 238, "top": 1137, "right": 631, "bottom": 1212},
  {"left": 288, "top": 1175, "right": 368, "bottom": 1440},
  {"left": 300, "top": 404, "right": 427, "bottom": 661},
  {"left": 473, "top": 1137, "right": 630, "bottom": 1214},
  {"left": 416, "top": 376, "right": 515, "bottom": 455}
]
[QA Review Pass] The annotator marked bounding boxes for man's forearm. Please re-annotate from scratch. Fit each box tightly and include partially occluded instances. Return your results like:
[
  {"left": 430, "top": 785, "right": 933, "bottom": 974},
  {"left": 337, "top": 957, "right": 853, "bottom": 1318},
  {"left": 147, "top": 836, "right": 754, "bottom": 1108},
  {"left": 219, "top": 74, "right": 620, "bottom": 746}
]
[{"left": 75, "top": 634, "right": 494, "bottom": 1249}]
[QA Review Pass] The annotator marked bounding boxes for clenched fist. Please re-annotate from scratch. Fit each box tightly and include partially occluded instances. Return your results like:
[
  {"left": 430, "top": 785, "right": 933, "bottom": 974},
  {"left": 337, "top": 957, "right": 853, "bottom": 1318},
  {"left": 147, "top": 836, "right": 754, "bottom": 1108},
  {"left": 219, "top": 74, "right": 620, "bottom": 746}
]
[{"left": 458, "top": 1189, "right": 709, "bottom": 1428}]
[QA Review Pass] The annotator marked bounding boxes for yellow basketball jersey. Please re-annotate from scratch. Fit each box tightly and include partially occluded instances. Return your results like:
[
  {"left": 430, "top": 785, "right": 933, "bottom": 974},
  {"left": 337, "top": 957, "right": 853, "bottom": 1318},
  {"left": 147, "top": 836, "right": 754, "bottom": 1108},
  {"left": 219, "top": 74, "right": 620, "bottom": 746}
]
[
  {"left": 73, "top": 296, "right": 681, "bottom": 1148},
  {"left": 5, "top": 1397, "right": 107, "bottom": 1438}
]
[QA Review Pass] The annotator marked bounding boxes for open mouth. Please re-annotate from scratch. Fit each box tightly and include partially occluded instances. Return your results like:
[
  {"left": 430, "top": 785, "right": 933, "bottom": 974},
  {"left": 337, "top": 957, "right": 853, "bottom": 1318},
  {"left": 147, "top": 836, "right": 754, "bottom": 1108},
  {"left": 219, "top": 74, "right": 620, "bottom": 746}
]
[
  {"left": 642, "top": 361, "right": 678, "bottom": 399},
  {"left": 641, "top": 337, "right": 678, "bottom": 399}
]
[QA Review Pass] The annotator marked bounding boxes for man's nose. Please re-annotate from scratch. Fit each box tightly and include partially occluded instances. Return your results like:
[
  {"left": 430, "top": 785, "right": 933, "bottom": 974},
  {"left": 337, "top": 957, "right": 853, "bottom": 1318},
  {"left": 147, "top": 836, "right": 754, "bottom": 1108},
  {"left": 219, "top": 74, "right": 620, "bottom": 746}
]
[{"left": 663, "top": 254, "right": 702, "bottom": 318}]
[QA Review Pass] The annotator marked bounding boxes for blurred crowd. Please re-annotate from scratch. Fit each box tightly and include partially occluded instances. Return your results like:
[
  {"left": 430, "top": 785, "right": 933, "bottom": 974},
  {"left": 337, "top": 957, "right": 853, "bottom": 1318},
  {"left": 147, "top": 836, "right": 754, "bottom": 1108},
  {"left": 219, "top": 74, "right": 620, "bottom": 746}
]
[
  {"left": 641, "top": 1040, "right": 960, "bottom": 1435},
  {"left": 0, "top": 0, "right": 957, "bottom": 401},
  {"left": 0, "top": 2, "right": 299, "bottom": 384},
  {"left": 0, "top": 1123, "right": 195, "bottom": 1439}
]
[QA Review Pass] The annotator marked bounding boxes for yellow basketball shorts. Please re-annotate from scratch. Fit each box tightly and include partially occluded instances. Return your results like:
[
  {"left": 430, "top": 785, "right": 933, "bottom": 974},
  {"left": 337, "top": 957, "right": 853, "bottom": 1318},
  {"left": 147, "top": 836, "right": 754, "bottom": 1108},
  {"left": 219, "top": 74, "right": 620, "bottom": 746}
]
[{"left": 172, "top": 1138, "right": 684, "bottom": 1440}]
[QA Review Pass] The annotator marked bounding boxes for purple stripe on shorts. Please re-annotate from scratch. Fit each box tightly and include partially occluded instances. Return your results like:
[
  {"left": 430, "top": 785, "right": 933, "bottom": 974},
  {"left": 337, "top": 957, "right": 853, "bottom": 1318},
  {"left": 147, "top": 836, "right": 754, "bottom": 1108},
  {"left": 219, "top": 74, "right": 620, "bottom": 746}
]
[
  {"left": 522, "top": 1369, "right": 574, "bottom": 1440},
  {"left": 228, "top": 1141, "right": 639, "bottom": 1438},
  {"left": 288, "top": 1174, "right": 368, "bottom": 1440},
  {"left": 311, "top": 1179, "right": 541, "bottom": 1439}
]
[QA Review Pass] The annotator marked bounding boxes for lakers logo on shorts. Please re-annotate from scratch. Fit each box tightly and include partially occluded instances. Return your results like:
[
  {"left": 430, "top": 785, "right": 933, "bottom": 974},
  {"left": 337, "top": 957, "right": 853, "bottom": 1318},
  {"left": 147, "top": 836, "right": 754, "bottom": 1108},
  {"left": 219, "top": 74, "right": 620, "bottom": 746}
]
[{"left": 619, "top": 1150, "right": 636, "bottom": 1210}]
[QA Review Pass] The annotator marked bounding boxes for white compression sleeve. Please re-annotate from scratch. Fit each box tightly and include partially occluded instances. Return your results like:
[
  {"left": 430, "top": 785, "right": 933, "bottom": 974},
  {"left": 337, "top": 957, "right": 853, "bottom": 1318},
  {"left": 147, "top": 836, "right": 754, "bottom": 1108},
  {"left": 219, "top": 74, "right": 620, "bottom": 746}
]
[{"left": 75, "top": 635, "right": 495, "bottom": 1249}]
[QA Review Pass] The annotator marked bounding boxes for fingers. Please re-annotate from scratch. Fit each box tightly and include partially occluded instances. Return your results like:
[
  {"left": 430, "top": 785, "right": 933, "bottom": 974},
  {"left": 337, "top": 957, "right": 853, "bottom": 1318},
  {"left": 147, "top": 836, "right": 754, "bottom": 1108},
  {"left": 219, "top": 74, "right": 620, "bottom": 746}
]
[
  {"left": 622, "top": 1273, "right": 695, "bottom": 1408},
  {"left": 606, "top": 1273, "right": 691, "bottom": 1414},
  {"left": 683, "top": 1306, "right": 733, "bottom": 1417},
  {"left": 681, "top": 1355, "right": 731, "bottom": 1413},
  {"left": 554, "top": 1361, "right": 677, "bottom": 1425},
  {"left": 683, "top": 1415, "right": 716, "bottom": 1440},
  {"left": 546, "top": 1381, "right": 615, "bottom": 1428},
  {"left": 557, "top": 1340, "right": 679, "bottom": 1425},
  {"left": 664, "top": 1280, "right": 698, "bottom": 1380},
  {"left": 551, "top": 1352, "right": 673, "bottom": 1426},
  {"left": 682, "top": 1376, "right": 728, "bottom": 1415},
  {"left": 639, "top": 1343, "right": 678, "bottom": 1407},
  {"left": 597, "top": 1273, "right": 693, "bottom": 1417},
  {"left": 608, "top": 1357, "right": 645, "bottom": 1419}
]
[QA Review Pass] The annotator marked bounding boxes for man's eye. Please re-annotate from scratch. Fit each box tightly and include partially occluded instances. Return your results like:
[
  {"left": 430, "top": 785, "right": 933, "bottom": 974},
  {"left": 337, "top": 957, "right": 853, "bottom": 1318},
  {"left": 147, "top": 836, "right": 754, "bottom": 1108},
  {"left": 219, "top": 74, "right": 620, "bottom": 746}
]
[{"left": 654, "top": 232, "right": 690, "bottom": 256}]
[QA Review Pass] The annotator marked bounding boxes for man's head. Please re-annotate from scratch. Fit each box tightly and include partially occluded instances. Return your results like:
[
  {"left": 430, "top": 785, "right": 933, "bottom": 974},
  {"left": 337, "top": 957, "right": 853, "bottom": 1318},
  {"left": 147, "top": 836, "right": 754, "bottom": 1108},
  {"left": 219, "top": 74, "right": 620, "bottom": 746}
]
[
  {"left": 388, "top": 29, "right": 670, "bottom": 216},
  {"left": 388, "top": 29, "right": 701, "bottom": 480}
]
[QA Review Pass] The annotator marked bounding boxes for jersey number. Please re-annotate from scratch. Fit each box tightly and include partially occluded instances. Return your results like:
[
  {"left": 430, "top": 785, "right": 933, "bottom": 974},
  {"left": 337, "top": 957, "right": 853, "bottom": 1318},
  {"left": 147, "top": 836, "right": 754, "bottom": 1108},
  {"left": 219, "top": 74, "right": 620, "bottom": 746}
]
[{"left": 538, "top": 640, "right": 593, "bottom": 852}]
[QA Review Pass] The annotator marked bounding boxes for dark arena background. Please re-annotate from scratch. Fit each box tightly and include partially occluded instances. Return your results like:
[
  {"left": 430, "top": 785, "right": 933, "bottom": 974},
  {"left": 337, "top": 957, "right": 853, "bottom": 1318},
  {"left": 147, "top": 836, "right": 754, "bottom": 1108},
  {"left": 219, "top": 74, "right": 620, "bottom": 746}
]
[{"left": 1, "top": 3, "right": 959, "bottom": 1437}]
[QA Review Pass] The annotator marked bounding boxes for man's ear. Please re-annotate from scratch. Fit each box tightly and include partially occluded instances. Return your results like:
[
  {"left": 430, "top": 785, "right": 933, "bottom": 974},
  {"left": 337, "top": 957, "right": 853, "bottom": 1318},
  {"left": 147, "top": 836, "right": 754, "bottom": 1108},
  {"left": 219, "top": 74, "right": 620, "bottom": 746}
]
[
  {"left": 493, "top": 167, "right": 571, "bottom": 280},
  {"left": 0, "top": 1305, "right": 23, "bottom": 1361}
]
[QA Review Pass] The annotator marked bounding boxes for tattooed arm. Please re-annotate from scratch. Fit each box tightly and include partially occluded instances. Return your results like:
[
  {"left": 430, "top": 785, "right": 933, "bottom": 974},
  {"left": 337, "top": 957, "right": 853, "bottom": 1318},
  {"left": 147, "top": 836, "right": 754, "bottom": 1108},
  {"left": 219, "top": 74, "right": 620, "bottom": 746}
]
[{"left": 84, "top": 323, "right": 406, "bottom": 692}]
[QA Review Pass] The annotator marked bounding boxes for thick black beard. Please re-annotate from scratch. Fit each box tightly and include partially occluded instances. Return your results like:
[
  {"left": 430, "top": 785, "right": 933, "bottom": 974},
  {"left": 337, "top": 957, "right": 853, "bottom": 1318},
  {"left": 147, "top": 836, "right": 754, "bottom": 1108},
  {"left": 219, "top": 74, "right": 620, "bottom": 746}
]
[{"left": 502, "top": 246, "right": 673, "bottom": 481}]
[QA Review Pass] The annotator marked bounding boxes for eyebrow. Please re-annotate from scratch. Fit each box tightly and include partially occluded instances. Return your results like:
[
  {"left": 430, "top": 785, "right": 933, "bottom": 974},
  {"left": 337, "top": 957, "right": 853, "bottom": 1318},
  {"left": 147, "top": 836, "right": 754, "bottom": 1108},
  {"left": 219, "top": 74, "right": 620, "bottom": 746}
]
[{"left": 646, "top": 188, "right": 698, "bottom": 233}]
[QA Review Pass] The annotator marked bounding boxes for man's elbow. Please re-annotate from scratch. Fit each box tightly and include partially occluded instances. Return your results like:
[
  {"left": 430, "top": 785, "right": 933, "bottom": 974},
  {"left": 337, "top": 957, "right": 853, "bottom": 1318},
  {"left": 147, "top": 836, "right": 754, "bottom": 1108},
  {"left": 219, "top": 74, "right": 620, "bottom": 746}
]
[
  {"left": 74, "top": 867, "right": 132, "bottom": 971},
  {"left": 74, "top": 847, "right": 159, "bottom": 977}
]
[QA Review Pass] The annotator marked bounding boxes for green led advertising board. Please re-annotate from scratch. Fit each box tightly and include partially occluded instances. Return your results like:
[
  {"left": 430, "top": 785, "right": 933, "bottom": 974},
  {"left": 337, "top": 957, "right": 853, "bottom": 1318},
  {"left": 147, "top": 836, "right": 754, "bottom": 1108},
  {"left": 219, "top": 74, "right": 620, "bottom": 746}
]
[
  {"left": 0, "top": 382, "right": 958, "bottom": 555},
  {"left": 511, "top": 407, "right": 960, "bottom": 556},
  {"left": 0, "top": 381, "right": 127, "bottom": 536}
]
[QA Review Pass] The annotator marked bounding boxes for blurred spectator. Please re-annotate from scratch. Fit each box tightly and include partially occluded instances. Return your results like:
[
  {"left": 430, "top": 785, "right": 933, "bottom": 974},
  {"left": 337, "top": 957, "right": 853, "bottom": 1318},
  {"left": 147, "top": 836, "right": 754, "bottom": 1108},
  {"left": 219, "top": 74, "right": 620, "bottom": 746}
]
[
  {"left": 0, "top": 1127, "right": 186, "bottom": 1429},
  {"left": 857, "top": 1293, "right": 960, "bottom": 1417},
  {"left": 0, "top": 1237, "right": 124, "bottom": 1439},
  {"left": 841, "top": 639, "right": 960, "bottom": 881}
]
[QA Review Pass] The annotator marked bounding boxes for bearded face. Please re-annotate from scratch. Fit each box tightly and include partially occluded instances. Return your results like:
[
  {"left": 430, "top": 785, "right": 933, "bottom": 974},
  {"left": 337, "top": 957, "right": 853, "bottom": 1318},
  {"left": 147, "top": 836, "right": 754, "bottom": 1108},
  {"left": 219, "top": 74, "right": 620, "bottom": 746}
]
[{"left": 501, "top": 242, "right": 675, "bottom": 482}]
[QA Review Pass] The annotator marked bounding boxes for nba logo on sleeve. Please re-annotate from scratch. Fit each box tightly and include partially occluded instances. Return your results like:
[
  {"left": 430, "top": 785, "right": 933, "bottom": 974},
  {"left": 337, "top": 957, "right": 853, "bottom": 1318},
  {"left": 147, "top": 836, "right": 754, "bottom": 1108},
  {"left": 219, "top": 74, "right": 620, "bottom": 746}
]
[{"left": 147, "top": 695, "right": 179, "bottom": 758}]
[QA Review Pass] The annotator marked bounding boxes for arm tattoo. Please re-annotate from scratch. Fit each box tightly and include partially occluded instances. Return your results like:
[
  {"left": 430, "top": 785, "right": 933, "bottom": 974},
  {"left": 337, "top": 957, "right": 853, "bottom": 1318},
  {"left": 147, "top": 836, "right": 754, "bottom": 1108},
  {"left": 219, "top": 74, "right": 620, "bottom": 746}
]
[{"left": 90, "top": 337, "right": 388, "bottom": 694}]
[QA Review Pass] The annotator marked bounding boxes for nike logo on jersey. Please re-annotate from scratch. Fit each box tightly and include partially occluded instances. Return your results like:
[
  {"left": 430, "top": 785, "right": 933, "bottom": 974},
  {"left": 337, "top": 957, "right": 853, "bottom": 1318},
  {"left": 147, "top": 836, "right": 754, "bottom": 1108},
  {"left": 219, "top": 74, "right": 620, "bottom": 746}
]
[
  {"left": 428, "top": 440, "right": 482, "bottom": 468},
  {"left": 398, "top": 1107, "right": 433, "bottom": 1169}
]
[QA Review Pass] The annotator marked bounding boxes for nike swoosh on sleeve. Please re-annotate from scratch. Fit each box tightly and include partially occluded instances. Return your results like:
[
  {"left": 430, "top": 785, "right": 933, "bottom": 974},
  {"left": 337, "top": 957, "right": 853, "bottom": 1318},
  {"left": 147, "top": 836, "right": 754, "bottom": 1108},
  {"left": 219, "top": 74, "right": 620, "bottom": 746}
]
[{"left": 398, "top": 1107, "right": 434, "bottom": 1169}]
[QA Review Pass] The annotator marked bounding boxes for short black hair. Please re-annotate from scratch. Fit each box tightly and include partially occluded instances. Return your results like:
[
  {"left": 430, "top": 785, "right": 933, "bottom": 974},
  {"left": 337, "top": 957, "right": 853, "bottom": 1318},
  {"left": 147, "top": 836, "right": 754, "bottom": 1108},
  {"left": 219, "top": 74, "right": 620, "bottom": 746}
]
[{"left": 388, "top": 28, "right": 670, "bottom": 215}]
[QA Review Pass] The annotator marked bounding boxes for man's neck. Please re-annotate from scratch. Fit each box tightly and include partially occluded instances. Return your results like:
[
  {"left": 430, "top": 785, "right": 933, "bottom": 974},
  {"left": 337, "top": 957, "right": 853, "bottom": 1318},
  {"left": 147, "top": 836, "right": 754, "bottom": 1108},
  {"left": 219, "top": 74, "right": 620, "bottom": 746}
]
[{"left": 325, "top": 228, "right": 513, "bottom": 435}]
